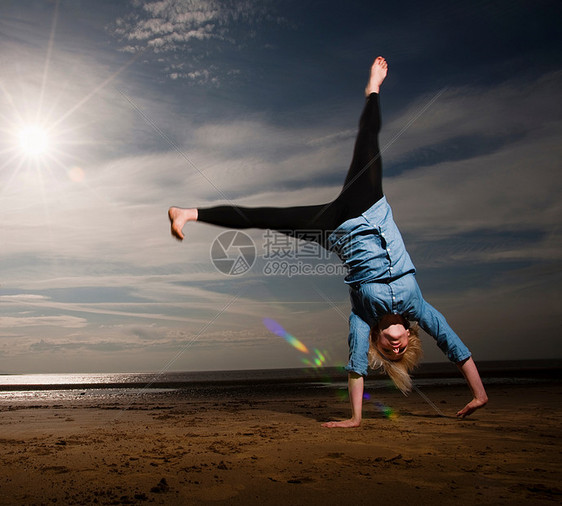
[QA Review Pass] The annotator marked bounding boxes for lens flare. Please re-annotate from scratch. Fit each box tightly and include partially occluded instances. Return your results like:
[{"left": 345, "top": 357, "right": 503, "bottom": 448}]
[
  {"left": 374, "top": 400, "right": 398, "bottom": 420},
  {"left": 262, "top": 318, "right": 285, "bottom": 337},
  {"left": 263, "top": 317, "right": 309, "bottom": 354},
  {"left": 263, "top": 318, "right": 329, "bottom": 369},
  {"left": 335, "top": 389, "right": 348, "bottom": 401},
  {"left": 364, "top": 392, "right": 397, "bottom": 419},
  {"left": 301, "top": 350, "right": 328, "bottom": 368},
  {"left": 68, "top": 166, "right": 85, "bottom": 182},
  {"left": 285, "top": 334, "right": 309, "bottom": 354}
]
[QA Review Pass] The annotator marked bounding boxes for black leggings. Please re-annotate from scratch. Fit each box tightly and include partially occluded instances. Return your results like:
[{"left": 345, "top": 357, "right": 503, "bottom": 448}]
[{"left": 198, "top": 93, "right": 383, "bottom": 246}]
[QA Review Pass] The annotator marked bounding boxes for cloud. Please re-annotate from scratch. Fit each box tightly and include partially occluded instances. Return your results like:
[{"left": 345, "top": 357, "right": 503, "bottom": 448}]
[
  {"left": 29, "top": 338, "right": 132, "bottom": 353},
  {"left": 378, "top": 71, "right": 562, "bottom": 248},
  {"left": 0, "top": 315, "right": 87, "bottom": 329},
  {"left": 91, "top": 69, "right": 562, "bottom": 276},
  {"left": 1, "top": 295, "right": 348, "bottom": 372},
  {"left": 383, "top": 71, "right": 562, "bottom": 165},
  {"left": 4, "top": 69, "right": 558, "bottom": 299},
  {"left": 306, "top": 129, "right": 356, "bottom": 148},
  {"left": 0, "top": 294, "right": 49, "bottom": 303},
  {"left": 112, "top": 0, "right": 281, "bottom": 83},
  {"left": 2, "top": 31, "right": 560, "bottom": 370}
]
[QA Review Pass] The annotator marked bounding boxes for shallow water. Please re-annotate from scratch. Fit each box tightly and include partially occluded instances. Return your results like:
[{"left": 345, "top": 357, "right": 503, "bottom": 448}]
[{"left": 0, "top": 360, "right": 557, "bottom": 406}]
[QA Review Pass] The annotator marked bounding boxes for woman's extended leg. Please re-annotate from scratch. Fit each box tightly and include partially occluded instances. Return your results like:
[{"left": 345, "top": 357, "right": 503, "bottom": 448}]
[
  {"left": 168, "top": 203, "right": 340, "bottom": 244},
  {"left": 332, "top": 56, "right": 387, "bottom": 221},
  {"left": 168, "top": 57, "right": 388, "bottom": 242}
]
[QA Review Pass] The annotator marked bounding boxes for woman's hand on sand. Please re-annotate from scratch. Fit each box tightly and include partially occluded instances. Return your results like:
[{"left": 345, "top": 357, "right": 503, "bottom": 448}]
[
  {"left": 321, "top": 419, "right": 361, "bottom": 428},
  {"left": 456, "top": 397, "right": 488, "bottom": 418},
  {"left": 456, "top": 357, "right": 488, "bottom": 418}
]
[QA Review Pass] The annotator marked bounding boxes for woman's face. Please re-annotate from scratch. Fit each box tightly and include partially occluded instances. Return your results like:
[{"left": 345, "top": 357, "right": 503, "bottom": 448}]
[{"left": 376, "top": 322, "right": 410, "bottom": 361}]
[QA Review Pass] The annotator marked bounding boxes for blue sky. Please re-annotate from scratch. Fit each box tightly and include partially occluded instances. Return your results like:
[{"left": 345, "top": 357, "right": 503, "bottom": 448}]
[{"left": 0, "top": 0, "right": 561, "bottom": 374}]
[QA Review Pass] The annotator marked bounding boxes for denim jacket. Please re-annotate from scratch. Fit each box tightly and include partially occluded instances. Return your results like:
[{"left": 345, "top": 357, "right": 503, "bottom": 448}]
[{"left": 327, "top": 197, "right": 471, "bottom": 374}]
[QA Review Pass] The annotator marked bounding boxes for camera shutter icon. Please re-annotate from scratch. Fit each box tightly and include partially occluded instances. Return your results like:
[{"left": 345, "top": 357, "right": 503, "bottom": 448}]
[{"left": 211, "top": 231, "right": 256, "bottom": 276}]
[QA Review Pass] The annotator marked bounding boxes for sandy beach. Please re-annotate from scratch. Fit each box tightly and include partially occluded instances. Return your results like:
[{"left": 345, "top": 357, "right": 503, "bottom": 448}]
[{"left": 1, "top": 381, "right": 561, "bottom": 505}]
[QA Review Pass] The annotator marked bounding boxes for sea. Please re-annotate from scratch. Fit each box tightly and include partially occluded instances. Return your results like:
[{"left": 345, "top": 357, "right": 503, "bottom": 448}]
[{"left": 0, "top": 359, "right": 560, "bottom": 405}]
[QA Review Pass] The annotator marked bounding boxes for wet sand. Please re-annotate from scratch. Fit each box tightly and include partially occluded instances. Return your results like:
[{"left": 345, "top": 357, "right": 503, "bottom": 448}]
[{"left": 1, "top": 382, "right": 561, "bottom": 505}]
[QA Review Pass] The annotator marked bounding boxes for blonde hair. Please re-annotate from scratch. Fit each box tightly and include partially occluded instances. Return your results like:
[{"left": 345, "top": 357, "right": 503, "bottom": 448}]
[{"left": 368, "top": 320, "right": 423, "bottom": 394}]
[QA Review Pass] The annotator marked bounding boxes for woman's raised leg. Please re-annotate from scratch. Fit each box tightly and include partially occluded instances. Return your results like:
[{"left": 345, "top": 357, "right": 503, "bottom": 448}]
[
  {"left": 168, "top": 57, "right": 389, "bottom": 242},
  {"left": 334, "top": 56, "right": 388, "bottom": 221},
  {"left": 168, "top": 202, "right": 341, "bottom": 245}
]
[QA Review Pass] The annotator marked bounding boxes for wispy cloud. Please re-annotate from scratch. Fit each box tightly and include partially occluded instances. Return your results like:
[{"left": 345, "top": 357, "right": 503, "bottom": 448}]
[
  {"left": 4, "top": 70, "right": 557, "bottom": 295},
  {"left": 112, "top": 0, "right": 281, "bottom": 84},
  {"left": 382, "top": 71, "right": 562, "bottom": 241},
  {"left": 1, "top": 0, "right": 560, "bottom": 372},
  {"left": 0, "top": 315, "right": 87, "bottom": 329}
]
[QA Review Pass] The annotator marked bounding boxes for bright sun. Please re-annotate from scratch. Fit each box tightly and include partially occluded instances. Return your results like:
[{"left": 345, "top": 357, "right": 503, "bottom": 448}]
[{"left": 17, "top": 125, "right": 50, "bottom": 157}]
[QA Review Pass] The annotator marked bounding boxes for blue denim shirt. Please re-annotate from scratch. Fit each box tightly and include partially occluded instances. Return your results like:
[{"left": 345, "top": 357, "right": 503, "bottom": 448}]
[{"left": 327, "top": 197, "right": 471, "bottom": 375}]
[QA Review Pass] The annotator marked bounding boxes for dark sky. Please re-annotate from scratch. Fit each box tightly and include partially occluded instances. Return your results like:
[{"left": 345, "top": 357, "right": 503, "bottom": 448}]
[{"left": 0, "top": 0, "right": 561, "bottom": 373}]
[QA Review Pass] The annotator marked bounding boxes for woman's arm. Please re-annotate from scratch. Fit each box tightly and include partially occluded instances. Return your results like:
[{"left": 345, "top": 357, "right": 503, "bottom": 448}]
[
  {"left": 322, "top": 372, "right": 364, "bottom": 428},
  {"left": 413, "top": 293, "right": 487, "bottom": 417},
  {"left": 456, "top": 357, "right": 488, "bottom": 418}
]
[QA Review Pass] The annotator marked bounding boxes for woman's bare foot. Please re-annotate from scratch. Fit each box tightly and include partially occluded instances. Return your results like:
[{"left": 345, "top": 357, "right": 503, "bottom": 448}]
[
  {"left": 321, "top": 418, "right": 362, "bottom": 429},
  {"left": 168, "top": 207, "right": 198, "bottom": 241},
  {"left": 365, "top": 56, "right": 388, "bottom": 96}
]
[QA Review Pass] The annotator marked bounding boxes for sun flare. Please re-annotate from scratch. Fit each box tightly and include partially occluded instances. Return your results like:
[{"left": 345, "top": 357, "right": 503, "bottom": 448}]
[{"left": 17, "top": 125, "right": 50, "bottom": 157}]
